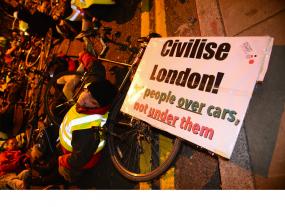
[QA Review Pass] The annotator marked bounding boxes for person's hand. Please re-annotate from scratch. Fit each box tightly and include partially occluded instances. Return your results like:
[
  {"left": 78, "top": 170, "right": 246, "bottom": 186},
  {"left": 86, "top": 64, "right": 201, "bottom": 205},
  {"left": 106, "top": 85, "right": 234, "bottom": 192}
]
[
  {"left": 30, "top": 145, "right": 43, "bottom": 163},
  {"left": 58, "top": 165, "right": 72, "bottom": 182},
  {"left": 13, "top": 11, "right": 18, "bottom": 19}
]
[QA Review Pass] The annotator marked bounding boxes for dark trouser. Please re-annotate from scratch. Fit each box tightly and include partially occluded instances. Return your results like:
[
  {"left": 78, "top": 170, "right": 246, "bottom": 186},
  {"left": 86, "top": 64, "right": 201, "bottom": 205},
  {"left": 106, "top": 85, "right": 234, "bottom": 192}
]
[{"left": 0, "top": 105, "right": 14, "bottom": 136}]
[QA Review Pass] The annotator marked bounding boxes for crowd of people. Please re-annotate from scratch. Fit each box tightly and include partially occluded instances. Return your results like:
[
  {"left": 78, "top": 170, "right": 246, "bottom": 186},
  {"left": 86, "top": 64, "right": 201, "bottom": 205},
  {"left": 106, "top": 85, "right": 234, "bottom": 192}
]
[{"left": 0, "top": 0, "right": 118, "bottom": 189}]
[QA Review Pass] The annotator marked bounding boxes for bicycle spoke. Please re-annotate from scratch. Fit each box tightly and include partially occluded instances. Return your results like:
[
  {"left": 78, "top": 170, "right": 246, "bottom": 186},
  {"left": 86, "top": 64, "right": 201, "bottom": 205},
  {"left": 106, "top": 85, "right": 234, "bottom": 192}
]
[
  {"left": 125, "top": 137, "right": 136, "bottom": 172},
  {"left": 108, "top": 109, "right": 181, "bottom": 181}
]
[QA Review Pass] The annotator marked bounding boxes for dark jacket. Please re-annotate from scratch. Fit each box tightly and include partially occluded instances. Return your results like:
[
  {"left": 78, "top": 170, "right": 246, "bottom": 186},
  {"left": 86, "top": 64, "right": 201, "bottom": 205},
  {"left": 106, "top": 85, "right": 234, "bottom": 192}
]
[
  {"left": 59, "top": 127, "right": 102, "bottom": 170},
  {"left": 58, "top": 105, "right": 109, "bottom": 182}
]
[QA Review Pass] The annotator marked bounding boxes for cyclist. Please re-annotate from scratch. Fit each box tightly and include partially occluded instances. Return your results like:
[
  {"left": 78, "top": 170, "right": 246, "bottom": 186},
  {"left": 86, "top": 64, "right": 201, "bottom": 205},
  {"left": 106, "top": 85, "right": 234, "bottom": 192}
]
[{"left": 58, "top": 79, "right": 117, "bottom": 183}]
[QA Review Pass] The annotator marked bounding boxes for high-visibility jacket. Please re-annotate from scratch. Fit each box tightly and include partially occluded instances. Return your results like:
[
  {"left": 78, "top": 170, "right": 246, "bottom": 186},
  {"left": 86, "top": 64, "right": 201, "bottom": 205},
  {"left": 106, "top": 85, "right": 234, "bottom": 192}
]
[
  {"left": 71, "top": 0, "right": 116, "bottom": 9},
  {"left": 59, "top": 105, "right": 107, "bottom": 154}
]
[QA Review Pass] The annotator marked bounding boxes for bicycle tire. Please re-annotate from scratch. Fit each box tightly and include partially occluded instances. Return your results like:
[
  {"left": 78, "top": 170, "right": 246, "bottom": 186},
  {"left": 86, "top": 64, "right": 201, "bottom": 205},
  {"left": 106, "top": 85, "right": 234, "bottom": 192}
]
[
  {"left": 39, "top": 28, "right": 53, "bottom": 70},
  {"left": 25, "top": 40, "right": 43, "bottom": 68},
  {"left": 107, "top": 85, "right": 182, "bottom": 182},
  {"left": 44, "top": 71, "right": 99, "bottom": 126}
]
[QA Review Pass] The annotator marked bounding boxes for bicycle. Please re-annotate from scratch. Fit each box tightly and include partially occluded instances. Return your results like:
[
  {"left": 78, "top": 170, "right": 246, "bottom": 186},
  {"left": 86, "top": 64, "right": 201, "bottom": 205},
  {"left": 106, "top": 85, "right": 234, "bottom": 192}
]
[
  {"left": 44, "top": 30, "right": 182, "bottom": 182},
  {"left": 21, "top": 27, "right": 59, "bottom": 147},
  {"left": 26, "top": 27, "right": 54, "bottom": 70},
  {"left": 2, "top": 0, "right": 55, "bottom": 70}
]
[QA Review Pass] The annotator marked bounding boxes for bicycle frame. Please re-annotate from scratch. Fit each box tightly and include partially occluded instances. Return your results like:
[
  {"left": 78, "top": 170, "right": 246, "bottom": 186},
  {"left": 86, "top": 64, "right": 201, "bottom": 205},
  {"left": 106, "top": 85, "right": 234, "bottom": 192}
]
[{"left": 83, "top": 33, "right": 148, "bottom": 92}]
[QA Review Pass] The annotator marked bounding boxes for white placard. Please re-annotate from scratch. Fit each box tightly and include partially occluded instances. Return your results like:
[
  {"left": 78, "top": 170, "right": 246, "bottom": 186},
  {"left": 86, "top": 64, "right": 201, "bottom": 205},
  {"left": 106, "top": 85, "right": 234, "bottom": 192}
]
[{"left": 121, "top": 36, "right": 273, "bottom": 159}]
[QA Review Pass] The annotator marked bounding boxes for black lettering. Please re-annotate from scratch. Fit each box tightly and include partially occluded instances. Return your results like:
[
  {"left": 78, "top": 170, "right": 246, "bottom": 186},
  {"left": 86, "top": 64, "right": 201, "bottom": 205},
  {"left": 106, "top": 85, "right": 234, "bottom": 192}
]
[
  {"left": 150, "top": 65, "right": 158, "bottom": 80},
  {"left": 215, "top": 43, "right": 231, "bottom": 60},
  {"left": 161, "top": 39, "right": 230, "bottom": 61},
  {"left": 157, "top": 68, "right": 167, "bottom": 82},
  {"left": 189, "top": 39, "right": 201, "bottom": 58},
  {"left": 175, "top": 68, "right": 191, "bottom": 87},
  {"left": 176, "top": 42, "right": 188, "bottom": 57},
  {"left": 161, "top": 40, "right": 173, "bottom": 56},
  {"left": 169, "top": 40, "right": 179, "bottom": 57},
  {"left": 203, "top": 42, "right": 217, "bottom": 59},
  {"left": 198, "top": 74, "right": 215, "bottom": 92},
  {"left": 211, "top": 72, "right": 224, "bottom": 94},
  {"left": 196, "top": 39, "right": 207, "bottom": 59},
  {"left": 149, "top": 65, "right": 224, "bottom": 94},
  {"left": 183, "top": 39, "right": 194, "bottom": 57},
  {"left": 165, "top": 70, "right": 178, "bottom": 84},
  {"left": 187, "top": 73, "right": 201, "bottom": 89}
]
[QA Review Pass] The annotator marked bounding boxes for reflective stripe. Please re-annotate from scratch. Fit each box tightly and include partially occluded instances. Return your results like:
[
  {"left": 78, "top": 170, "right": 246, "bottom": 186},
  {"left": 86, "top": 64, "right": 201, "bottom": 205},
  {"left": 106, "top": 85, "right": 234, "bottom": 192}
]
[
  {"left": 61, "top": 129, "right": 105, "bottom": 153},
  {"left": 61, "top": 131, "right": 105, "bottom": 153},
  {"left": 70, "top": 114, "right": 107, "bottom": 131},
  {"left": 59, "top": 105, "right": 108, "bottom": 154},
  {"left": 61, "top": 131, "right": 72, "bottom": 151},
  {"left": 95, "top": 140, "right": 105, "bottom": 153},
  {"left": 64, "top": 120, "right": 72, "bottom": 138},
  {"left": 69, "top": 114, "right": 105, "bottom": 129},
  {"left": 60, "top": 117, "right": 72, "bottom": 140},
  {"left": 60, "top": 123, "right": 72, "bottom": 151},
  {"left": 100, "top": 118, "right": 107, "bottom": 127}
]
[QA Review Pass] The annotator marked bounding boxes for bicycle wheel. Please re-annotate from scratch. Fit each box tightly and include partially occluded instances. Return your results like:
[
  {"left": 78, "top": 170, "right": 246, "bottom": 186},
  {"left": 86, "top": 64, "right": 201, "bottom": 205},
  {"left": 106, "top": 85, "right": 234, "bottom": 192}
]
[
  {"left": 107, "top": 87, "right": 182, "bottom": 182},
  {"left": 39, "top": 28, "right": 53, "bottom": 70},
  {"left": 25, "top": 40, "right": 43, "bottom": 68},
  {"left": 44, "top": 71, "right": 99, "bottom": 126}
]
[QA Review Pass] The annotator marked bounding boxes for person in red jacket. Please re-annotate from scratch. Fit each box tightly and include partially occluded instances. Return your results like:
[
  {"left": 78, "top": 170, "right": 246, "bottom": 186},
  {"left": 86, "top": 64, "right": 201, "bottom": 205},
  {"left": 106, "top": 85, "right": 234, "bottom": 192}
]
[{"left": 0, "top": 138, "right": 31, "bottom": 189}]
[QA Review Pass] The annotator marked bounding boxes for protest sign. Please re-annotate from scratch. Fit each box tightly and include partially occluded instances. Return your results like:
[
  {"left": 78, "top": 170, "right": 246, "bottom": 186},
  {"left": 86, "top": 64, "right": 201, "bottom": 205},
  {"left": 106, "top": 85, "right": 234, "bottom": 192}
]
[{"left": 121, "top": 36, "right": 273, "bottom": 158}]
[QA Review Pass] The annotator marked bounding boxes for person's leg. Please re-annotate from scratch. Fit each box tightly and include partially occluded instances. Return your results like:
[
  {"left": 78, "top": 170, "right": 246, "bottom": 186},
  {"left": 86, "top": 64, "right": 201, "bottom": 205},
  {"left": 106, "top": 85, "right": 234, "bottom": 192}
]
[
  {"left": 7, "top": 169, "right": 32, "bottom": 189},
  {"left": 8, "top": 178, "right": 25, "bottom": 189},
  {"left": 17, "top": 169, "right": 31, "bottom": 180},
  {"left": 62, "top": 75, "right": 81, "bottom": 101},
  {"left": 75, "top": 10, "right": 93, "bottom": 39},
  {"left": 0, "top": 173, "right": 24, "bottom": 189},
  {"left": 81, "top": 15, "right": 93, "bottom": 32}
]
